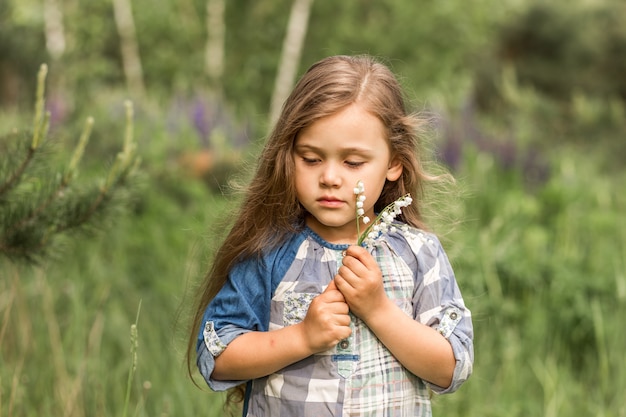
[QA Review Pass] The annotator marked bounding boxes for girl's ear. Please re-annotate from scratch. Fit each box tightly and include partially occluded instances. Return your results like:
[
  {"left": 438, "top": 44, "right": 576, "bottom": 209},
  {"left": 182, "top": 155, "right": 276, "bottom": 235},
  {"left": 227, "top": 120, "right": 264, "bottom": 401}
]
[{"left": 386, "top": 158, "right": 403, "bottom": 181}]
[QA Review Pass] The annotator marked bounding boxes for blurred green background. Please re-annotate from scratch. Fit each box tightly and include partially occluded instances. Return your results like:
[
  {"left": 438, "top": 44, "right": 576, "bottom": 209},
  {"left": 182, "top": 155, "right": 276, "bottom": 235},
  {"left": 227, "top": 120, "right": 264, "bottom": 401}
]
[{"left": 1, "top": 0, "right": 625, "bottom": 416}]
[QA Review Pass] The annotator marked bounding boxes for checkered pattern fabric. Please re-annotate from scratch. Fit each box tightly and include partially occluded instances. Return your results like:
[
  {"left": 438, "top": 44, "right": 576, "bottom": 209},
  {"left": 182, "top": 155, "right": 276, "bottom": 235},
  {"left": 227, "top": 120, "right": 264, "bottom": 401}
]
[{"left": 198, "top": 226, "right": 473, "bottom": 416}]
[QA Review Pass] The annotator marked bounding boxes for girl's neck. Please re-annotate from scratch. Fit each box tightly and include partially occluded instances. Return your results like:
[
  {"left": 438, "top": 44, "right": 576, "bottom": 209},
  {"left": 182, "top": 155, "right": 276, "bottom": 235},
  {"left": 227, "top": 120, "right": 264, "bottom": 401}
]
[{"left": 304, "top": 215, "right": 358, "bottom": 245}]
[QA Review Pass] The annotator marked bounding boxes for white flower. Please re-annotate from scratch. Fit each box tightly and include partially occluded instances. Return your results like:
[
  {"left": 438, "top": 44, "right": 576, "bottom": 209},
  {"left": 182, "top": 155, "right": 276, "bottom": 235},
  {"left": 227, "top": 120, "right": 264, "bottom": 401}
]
[
  {"left": 354, "top": 180, "right": 412, "bottom": 246},
  {"left": 356, "top": 191, "right": 413, "bottom": 247},
  {"left": 354, "top": 181, "right": 368, "bottom": 241},
  {"left": 354, "top": 180, "right": 365, "bottom": 195}
]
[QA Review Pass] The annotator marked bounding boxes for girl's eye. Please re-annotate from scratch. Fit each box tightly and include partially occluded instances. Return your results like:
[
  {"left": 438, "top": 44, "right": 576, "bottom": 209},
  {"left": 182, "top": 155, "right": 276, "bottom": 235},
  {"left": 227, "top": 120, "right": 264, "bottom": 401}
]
[
  {"left": 302, "top": 157, "right": 320, "bottom": 164},
  {"left": 346, "top": 161, "right": 364, "bottom": 168}
]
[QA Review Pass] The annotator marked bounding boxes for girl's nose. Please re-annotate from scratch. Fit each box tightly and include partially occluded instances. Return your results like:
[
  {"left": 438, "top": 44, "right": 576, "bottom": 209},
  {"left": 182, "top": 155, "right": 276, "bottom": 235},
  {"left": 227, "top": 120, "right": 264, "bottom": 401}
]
[{"left": 320, "top": 164, "right": 341, "bottom": 187}]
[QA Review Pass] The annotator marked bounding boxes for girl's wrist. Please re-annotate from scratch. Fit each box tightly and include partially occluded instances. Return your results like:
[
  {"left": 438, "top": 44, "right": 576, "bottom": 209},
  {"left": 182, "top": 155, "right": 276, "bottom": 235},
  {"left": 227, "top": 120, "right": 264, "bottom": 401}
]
[
  {"left": 291, "top": 321, "right": 318, "bottom": 357},
  {"left": 358, "top": 296, "right": 396, "bottom": 329}
]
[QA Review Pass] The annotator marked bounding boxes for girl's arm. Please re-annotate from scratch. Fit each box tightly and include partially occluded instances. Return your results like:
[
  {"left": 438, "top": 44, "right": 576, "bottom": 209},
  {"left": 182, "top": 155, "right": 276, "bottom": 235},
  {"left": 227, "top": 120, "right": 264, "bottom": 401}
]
[
  {"left": 212, "top": 280, "right": 351, "bottom": 381},
  {"left": 357, "top": 297, "right": 455, "bottom": 388},
  {"left": 335, "top": 245, "right": 456, "bottom": 388}
]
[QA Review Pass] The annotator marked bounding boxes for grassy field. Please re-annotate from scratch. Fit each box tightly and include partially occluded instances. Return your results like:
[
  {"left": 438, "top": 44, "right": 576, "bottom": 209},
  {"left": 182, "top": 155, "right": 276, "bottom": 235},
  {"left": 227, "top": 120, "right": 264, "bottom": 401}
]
[
  {"left": 2, "top": 0, "right": 625, "bottom": 414},
  {"left": 435, "top": 150, "right": 626, "bottom": 416},
  {"left": 1, "top": 132, "right": 625, "bottom": 416}
]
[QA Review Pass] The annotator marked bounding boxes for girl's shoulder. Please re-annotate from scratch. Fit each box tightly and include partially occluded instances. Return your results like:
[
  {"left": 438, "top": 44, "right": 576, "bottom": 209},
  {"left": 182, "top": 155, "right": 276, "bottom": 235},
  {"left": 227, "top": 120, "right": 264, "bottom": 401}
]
[
  {"left": 235, "top": 227, "right": 343, "bottom": 276},
  {"left": 253, "top": 230, "right": 309, "bottom": 272},
  {"left": 384, "top": 223, "right": 442, "bottom": 250},
  {"left": 383, "top": 223, "right": 449, "bottom": 268}
]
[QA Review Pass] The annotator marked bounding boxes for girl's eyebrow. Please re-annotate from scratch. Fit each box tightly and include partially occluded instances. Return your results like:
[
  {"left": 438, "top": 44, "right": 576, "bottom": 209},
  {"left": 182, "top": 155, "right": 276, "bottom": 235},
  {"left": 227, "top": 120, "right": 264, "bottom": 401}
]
[{"left": 294, "top": 143, "right": 374, "bottom": 156}]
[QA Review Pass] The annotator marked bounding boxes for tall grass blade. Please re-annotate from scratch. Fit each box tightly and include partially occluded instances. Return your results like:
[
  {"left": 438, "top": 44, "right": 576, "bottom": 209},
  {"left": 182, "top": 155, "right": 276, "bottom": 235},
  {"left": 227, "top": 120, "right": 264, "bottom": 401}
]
[{"left": 122, "top": 300, "right": 142, "bottom": 417}]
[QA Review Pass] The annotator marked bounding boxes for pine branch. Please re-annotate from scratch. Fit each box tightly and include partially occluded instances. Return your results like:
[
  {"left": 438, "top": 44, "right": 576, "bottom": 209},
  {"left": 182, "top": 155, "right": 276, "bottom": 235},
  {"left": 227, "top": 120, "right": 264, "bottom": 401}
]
[
  {"left": 0, "top": 65, "right": 51, "bottom": 197},
  {"left": 0, "top": 147, "right": 36, "bottom": 197},
  {"left": 4, "top": 116, "right": 90, "bottom": 235},
  {"left": 0, "top": 65, "right": 141, "bottom": 264},
  {"left": 31, "top": 64, "right": 50, "bottom": 150}
]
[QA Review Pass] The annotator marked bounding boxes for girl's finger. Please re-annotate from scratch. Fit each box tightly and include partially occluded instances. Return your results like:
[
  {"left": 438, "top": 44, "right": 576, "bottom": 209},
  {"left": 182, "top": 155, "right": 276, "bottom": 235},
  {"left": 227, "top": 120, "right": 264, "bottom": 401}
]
[
  {"left": 341, "top": 255, "right": 368, "bottom": 278},
  {"left": 324, "top": 278, "right": 338, "bottom": 292},
  {"left": 345, "top": 245, "right": 377, "bottom": 270}
]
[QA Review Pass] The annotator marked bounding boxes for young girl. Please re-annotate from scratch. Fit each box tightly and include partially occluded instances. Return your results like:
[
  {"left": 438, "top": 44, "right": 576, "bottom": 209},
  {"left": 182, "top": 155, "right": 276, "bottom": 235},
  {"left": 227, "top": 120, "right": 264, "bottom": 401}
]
[{"left": 188, "top": 55, "right": 473, "bottom": 416}]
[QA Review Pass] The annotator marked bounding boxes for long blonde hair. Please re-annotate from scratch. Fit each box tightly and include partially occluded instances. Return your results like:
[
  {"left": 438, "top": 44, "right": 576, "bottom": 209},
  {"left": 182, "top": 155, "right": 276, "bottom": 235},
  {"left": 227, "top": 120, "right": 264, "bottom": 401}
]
[{"left": 187, "top": 54, "right": 434, "bottom": 404}]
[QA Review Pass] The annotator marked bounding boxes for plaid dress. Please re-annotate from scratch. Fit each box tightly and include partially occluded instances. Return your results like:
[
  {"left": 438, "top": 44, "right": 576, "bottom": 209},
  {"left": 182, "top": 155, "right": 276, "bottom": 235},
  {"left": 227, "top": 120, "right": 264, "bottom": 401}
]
[{"left": 197, "top": 225, "right": 473, "bottom": 417}]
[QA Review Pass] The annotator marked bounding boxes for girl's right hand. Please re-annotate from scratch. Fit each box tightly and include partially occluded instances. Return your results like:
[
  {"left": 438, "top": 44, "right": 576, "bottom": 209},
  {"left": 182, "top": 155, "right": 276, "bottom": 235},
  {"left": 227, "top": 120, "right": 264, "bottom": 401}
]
[{"left": 300, "top": 279, "right": 351, "bottom": 353}]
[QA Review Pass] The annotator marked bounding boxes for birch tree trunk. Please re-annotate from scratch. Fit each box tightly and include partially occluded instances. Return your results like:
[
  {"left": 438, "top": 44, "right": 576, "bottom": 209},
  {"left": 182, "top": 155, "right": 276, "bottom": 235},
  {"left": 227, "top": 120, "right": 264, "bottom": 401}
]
[
  {"left": 112, "top": 0, "right": 145, "bottom": 98},
  {"left": 268, "top": 0, "right": 314, "bottom": 129},
  {"left": 43, "top": 0, "right": 66, "bottom": 61},
  {"left": 205, "top": 0, "right": 225, "bottom": 94}
]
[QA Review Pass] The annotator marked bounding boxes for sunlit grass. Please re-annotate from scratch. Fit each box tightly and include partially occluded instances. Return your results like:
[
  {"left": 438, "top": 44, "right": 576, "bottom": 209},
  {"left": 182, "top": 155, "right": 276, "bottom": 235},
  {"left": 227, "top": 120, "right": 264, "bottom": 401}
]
[
  {"left": 435, "top": 148, "right": 626, "bottom": 417},
  {"left": 1, "top": 144, "right": 624, "bottom": 416}
]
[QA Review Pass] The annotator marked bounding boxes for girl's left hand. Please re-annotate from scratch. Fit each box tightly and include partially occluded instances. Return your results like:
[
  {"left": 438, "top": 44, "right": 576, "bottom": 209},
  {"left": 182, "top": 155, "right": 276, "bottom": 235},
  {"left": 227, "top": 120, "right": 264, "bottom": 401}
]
[{"left": 335, "top": 245, "right": 389, "bottom": 322}]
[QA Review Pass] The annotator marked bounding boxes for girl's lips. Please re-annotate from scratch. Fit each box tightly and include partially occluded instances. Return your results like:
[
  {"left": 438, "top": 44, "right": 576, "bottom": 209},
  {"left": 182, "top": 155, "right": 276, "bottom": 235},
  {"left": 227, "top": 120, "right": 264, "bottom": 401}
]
[{"left": 317, "top": 197, "right": 345, "bottom": 208}]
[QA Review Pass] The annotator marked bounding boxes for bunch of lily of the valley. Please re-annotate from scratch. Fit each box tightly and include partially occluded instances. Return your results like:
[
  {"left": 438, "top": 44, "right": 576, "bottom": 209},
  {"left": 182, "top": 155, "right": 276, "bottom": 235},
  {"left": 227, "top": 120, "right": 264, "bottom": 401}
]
[{"left": 354, "top": 180, "right": 412, "bottom": 247}]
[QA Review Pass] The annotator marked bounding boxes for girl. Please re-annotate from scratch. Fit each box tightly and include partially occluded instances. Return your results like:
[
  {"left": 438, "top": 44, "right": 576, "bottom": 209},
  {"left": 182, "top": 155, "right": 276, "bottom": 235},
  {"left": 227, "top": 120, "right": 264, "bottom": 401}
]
[{"left": 188, "top": 55, "right": 473, "bottom": 416}]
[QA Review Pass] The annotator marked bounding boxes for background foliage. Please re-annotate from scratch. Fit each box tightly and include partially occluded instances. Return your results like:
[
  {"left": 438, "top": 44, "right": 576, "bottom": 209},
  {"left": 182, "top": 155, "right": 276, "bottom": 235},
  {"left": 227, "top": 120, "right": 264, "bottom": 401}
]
[{"left": 1, "top": 0, "right": 624, "bottom": 416}]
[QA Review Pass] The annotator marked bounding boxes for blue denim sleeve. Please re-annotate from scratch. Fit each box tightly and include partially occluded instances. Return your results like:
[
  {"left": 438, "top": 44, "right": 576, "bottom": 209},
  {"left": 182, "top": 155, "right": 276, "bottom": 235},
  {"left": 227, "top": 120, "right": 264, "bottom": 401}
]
[
  {"left": 195, "top": 232, "right": 305, "bottom": 391},
  {"left": 197, "top": 324, "right": 251, "bottom": 391},
  {"left": 195, "top": 256, "right": 270, "bottom": 390}
]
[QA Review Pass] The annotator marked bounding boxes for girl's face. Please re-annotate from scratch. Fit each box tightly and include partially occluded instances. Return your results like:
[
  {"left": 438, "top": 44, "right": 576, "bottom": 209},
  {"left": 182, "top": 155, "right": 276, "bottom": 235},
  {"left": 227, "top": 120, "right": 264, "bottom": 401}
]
[{"left": 293, "top": 103, "right": 402, "bottom": 244}]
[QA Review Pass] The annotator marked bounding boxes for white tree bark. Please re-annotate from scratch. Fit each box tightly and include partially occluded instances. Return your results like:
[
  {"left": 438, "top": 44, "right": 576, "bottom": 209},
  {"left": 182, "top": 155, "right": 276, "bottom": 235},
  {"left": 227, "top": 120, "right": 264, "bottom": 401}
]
[
  {"left": 112, "top": 0, "right": 145, "bottom": 97},
  {"left": 44, "top": 0, "right": 66, "bottom": 60},
  {"left": 268, "top": 0, "right": 314, "bottom": 129}
]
